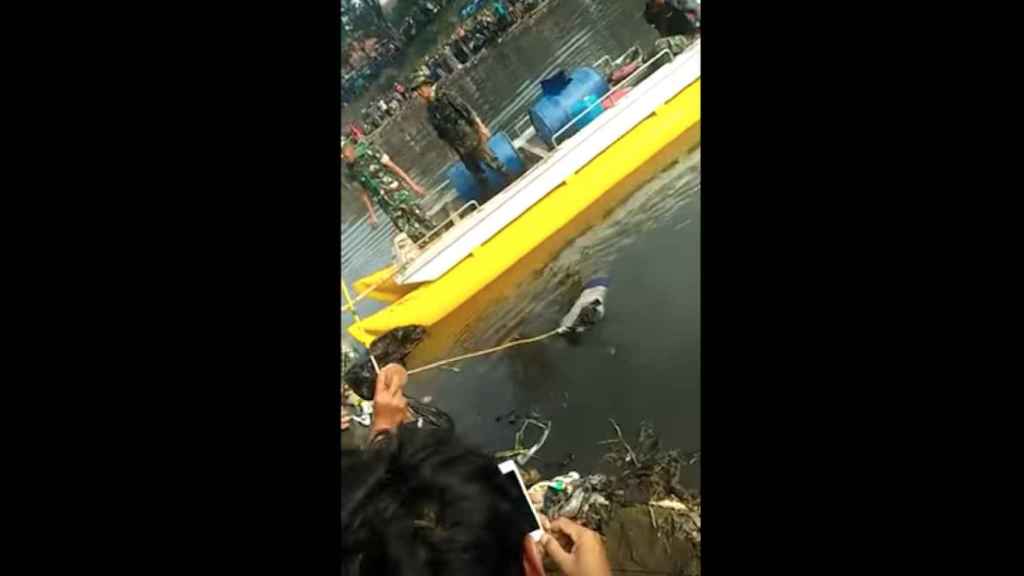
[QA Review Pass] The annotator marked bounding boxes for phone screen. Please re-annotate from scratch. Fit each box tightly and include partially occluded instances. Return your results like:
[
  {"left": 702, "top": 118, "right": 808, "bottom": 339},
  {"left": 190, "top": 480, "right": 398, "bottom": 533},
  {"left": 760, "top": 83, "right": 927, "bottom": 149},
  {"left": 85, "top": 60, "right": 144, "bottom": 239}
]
[{"left": 498, "top": 460, "right": 543, "bottom": 540}]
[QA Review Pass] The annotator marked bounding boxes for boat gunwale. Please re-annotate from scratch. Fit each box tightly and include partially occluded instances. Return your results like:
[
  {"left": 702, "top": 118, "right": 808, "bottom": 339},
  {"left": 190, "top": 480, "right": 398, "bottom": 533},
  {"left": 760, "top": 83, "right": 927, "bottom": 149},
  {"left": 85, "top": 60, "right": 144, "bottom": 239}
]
[{"left": 395, "top": 41, "right": 701, "bottom": 285}]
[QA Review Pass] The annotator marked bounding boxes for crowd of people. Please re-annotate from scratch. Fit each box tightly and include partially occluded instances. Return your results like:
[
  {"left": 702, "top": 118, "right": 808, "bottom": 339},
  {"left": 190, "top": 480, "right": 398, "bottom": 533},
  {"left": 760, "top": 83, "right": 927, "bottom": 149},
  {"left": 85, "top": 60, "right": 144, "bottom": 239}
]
[
  {"left": 342, "top": 1, "right": 454, "bottom": 106},
  {"left": 342, "top": 36, "right": 402, "bottom": 105},
  {"left": 396, "top": 0, "right": 444, "bottom": 41},
  {"left": 348, "top": 0, "right": 551, "bottom": 136}
]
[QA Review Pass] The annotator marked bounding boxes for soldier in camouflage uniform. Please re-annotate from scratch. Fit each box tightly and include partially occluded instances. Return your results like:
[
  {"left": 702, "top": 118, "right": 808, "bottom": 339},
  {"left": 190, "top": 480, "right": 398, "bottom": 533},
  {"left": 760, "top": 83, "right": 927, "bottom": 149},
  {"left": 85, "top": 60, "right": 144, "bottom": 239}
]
[
  {"left": 409, "top": 68, "right": 511, "bottom": 198},
  {"left": 645, "top": 0, "right": 700, "bottom": 53},
  {"left": 342, "top": 138, "right": 434, "bottom": 243},
  {"left": 653, "top": 34, "right": 695, "bottom": 56},
  {"left": 644, "top": 0, "right": 700, "bottom": 39},
  {"left": 595, "top": 0, "right": 697, "bottom": 86}
]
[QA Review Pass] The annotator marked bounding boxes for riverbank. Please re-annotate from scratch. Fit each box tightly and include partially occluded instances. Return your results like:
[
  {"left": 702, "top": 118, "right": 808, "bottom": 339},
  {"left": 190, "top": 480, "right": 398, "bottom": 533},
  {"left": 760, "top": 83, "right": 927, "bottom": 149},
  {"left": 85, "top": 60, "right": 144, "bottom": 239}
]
[
  {"left": 345, "top": 0, "right": 563, "bottom": 134},
  {"left": 342, "top": 1, "right": 560, "bottom": 216}
]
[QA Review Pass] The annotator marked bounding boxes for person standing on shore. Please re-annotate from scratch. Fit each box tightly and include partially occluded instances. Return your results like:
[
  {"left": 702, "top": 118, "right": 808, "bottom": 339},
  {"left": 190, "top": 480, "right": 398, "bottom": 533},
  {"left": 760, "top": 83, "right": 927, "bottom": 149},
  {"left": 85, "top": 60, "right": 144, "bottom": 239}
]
[
  {"left": 410, "top": 68, "right": 510, "bottom": 197},
  {"left": 342, "top": 138, "right": 434, "bottom": 242}
]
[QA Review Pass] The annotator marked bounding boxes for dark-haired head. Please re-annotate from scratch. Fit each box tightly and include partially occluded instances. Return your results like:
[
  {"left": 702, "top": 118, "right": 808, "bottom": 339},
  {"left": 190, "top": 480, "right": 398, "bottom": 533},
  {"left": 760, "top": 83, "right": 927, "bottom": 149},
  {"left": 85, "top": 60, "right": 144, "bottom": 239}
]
[{"left": 342, "top": 427, "right": 544, "bottom": 576}]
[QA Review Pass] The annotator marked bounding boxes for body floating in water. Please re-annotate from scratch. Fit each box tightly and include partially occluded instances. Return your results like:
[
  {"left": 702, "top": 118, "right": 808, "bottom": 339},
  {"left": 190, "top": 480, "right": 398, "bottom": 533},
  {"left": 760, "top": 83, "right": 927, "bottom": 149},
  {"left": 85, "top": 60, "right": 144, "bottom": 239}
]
[{"left": 560, "top": 277, "right": 608, "bottom": 339}]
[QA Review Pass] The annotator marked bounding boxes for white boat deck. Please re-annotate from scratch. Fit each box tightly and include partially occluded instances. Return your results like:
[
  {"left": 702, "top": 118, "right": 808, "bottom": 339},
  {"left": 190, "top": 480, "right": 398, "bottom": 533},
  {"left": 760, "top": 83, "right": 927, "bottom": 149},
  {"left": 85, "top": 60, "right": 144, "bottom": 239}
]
[{"left": 396, "top": 40, "right": 701, "bottom": 285}]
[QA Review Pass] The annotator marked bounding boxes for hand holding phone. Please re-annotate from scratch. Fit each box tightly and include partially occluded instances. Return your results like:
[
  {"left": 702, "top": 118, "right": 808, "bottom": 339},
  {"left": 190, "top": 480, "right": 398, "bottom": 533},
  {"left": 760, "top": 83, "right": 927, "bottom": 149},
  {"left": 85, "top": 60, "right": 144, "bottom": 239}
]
[
  {"left": 497, "top": 460, "right": 545, "bottom": 542},
  {"left": 540, "top": 517, "right": 612, "bottom": 576}
]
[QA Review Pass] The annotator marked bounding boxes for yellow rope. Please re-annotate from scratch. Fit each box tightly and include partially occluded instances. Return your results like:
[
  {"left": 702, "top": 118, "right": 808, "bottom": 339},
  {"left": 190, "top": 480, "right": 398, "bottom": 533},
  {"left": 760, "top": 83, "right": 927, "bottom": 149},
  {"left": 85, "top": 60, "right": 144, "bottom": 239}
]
[
  {"left": 343, "top": 270, "right": 569, "bottom": 377},
  {"left": 340, "top": 268, "right": 402, "bottom": 314},
  {"left": 341, "top": 279, "right": 362, "bottom": 323},
  {"left": 408, "top": 327, "right": 565, "bottom": 375},
  {"left": 342, "top": 277, "right": 379, "bottom": 373}
]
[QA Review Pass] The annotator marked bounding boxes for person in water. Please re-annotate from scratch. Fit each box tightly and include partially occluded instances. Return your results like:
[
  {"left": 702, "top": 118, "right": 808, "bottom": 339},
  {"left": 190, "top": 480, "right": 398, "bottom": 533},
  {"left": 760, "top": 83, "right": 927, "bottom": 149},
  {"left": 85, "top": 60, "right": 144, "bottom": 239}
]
[
  {"left": 410, "top": 68, "right": 511, "bottom": 197},
  {"left": 342, "top": 137, "right": 434, "bottom": 243}
]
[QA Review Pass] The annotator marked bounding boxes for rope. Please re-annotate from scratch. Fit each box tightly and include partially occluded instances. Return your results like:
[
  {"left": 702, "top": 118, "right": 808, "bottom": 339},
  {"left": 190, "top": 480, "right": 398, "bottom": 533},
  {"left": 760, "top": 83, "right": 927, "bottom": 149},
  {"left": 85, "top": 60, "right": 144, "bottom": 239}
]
[
  {"left": 341, "top": 269, "right": 402, "bottom": 314},
  {"left": 341, "top": 200, "right": 475, "bottom": 315},
  {"left": 408, "top": 327, "right": 566, "bottom": 375},
  {"left": 342, "top": 277, "right": 380, "bottom": 373},
  {"left": 340, "top": 280, "right": 362, "bottom": 322}
]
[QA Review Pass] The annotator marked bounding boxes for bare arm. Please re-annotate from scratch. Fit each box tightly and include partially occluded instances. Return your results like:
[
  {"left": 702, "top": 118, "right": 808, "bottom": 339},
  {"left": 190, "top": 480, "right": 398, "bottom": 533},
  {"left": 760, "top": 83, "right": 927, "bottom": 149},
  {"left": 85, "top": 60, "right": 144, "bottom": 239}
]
[
  {"left": 360, "top": 190, "right": 378, "bottom": 225},
  {"left": 474, "top": 115, "right": 491, "bottom": 142},
  {"left": 381, "top": 156, "right": 425, "bottom": 197}
]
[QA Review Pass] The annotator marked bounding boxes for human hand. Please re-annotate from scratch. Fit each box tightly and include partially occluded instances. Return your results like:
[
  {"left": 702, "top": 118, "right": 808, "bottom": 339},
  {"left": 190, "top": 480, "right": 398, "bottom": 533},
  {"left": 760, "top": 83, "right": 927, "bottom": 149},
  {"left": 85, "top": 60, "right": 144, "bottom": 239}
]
[
  {"left": 412, "top": 183, "right": 426, "bottom": 197},
  {"left": 370, "top": 363, "right": 409, "bottom": 436},
  {"left": 540, "top": 517, "right": 611, "bottom": 576},
  {"left": 340, "top": 387, "right": 351, "bottom": 430}
]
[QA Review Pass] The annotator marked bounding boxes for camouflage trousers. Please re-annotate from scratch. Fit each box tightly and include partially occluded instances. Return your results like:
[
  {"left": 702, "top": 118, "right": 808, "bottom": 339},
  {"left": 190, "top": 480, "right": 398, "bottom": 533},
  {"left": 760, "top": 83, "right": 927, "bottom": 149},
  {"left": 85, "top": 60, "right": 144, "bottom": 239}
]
[
  {"left": 458, "top": 144, "right": 511, "bottom": 200},
  {"left": 379, "top": 189, "right": 434, "bottom": 243},
  {"left": 653, "top": 34, "right": 697, "bottom": 57}
]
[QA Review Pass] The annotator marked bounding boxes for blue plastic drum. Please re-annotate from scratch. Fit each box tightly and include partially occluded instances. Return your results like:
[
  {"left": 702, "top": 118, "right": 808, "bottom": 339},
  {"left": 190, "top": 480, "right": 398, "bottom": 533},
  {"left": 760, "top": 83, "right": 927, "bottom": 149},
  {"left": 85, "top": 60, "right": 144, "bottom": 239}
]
[
  {"left": 529, "top": 67, "right": 609, "bottom": 147},
  {"left": 446, "top": 131, "right": 526, "bottom": 203}
]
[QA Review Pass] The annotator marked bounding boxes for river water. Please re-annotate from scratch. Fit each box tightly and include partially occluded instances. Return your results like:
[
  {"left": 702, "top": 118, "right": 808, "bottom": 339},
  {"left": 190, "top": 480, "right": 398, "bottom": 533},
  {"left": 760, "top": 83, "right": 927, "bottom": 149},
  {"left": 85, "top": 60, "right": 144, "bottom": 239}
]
[{"left": 342, "top": 0, "right": 700, "bottom": 487}]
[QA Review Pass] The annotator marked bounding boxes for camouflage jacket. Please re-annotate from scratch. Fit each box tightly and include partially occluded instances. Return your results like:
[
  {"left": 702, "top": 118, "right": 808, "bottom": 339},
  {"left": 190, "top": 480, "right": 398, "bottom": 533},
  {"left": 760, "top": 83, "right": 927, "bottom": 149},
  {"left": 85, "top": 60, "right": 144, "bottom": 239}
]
[
  {"left": 426, "top": 89, "right": 483, "bottom": 156},
  {"left": 644, "top": 0, "right": 700, "bottom": 38},
  {"left": 344, "top": 142, "right": 407, "bottom": 209}
]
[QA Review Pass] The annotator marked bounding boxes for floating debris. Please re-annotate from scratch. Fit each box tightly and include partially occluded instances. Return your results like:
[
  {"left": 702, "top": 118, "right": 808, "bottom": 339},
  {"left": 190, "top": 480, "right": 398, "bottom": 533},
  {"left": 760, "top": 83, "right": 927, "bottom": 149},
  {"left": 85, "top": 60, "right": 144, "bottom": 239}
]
[
  {"left": 521, "top": 467, "right": 542, "bottom": 487},
  {"left": 528, "top": 422, "right": 701, "bottom": 574},
  {"left": 494, "top": 415, "right": 552, "bottom": 466},
  {"left": 495, "top": 409, "right": 516, "bottom": 423},
  {"left": 343, "top": 325, "right": 427, "bottom": 400},
  {"left": 559, "top": 451, "right": 576, "bottom": 467}
]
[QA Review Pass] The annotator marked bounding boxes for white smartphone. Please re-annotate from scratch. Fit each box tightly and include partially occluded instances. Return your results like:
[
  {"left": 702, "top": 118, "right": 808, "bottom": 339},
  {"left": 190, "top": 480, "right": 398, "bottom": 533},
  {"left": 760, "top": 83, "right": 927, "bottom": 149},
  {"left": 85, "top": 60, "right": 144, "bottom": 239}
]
[{"left": 498, "top": 459, "right": 545, "bottom": 542}]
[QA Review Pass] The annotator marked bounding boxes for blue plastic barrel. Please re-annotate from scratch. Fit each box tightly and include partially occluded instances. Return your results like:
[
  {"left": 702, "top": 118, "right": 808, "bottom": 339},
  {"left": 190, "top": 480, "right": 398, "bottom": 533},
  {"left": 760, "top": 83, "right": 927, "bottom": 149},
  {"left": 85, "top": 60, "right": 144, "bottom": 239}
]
[
  {"left": 529, "top": 67, "right": 609, "bottom": 147},
  {"left": 446, "top": 131, "right": 526, "bottom": 203}
]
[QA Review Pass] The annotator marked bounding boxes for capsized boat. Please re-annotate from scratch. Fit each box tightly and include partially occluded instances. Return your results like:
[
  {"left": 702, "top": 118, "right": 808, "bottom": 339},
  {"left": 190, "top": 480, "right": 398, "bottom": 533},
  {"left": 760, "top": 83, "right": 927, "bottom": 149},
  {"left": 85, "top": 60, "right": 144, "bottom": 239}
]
[{"left": 346, "top": 41, "right": 701, "bottom": 351}]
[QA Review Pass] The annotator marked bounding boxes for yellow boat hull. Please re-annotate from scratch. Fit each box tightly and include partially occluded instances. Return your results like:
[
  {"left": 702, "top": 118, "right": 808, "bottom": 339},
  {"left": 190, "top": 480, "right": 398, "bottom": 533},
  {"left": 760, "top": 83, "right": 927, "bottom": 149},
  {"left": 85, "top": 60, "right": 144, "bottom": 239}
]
[
  {"left": 350, "top": 265, "right": 415, "bottom": 304},
  {"left": 348, "top": 78, "right": 701, "bottom": 361}
]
